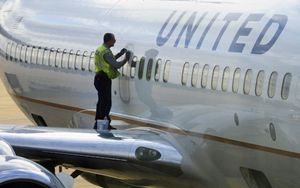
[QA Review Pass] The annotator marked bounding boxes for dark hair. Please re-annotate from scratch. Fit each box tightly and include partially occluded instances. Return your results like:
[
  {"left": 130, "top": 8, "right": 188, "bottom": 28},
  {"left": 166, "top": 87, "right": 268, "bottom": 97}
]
[{"left": 103, "top": 33, "right": 114, "bottom": 43}]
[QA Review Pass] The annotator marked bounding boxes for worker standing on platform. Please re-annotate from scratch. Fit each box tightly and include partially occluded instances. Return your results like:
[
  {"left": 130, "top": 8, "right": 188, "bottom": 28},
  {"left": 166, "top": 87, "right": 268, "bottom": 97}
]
[{"left": 94, "top": 33, "right": 130, "bottom": 131}]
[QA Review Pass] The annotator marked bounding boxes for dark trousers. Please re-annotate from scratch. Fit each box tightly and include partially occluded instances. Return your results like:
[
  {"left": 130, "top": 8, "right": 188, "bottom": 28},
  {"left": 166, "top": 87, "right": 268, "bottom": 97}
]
[{"left": 94, "top": 72, "right": 112, "bottom": 126}]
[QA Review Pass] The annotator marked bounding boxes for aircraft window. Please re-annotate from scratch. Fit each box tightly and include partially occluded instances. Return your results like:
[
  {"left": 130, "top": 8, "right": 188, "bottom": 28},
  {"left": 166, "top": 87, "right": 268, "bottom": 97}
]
[
  {"left": 81, "top": 51, "right": 89, "bottom": 71},
  {"left": 61, "top": 49, "right": 68, "bottom": 68},
  {"left": 49, "top": 48, "right": 56, "bottom": 67},
  {"left": 281, "top": 73, "right": 292, "bottom": 100},
  {"left": 146, "top": 58, "right": 154, "bottom": 81},
  {"left": 10, "top": 43, "right": 15, "bottom": 61},
  {"left": 138, "top": 57, "right": 145, "bottom": 80},
  {"left": 55, "top": 48, "right": 63, "bottom": 68},
  {"left": 201, "top": 64, "right": 209, "bottom": 88},
  {"left": 20, "top": 45, "right": 26, "bottom": 63},
  {"left": 31, "top": 46, "right": 39, "bottom": 64},
  {"left": 130, "top": 56, "right": 138, "bottom": 78},
  {"left": 211, "top": 65, "right": 220, "bottom": 90},
  {"left": 268, "top": 71, "right": 278, "bottom": 98},
  {"left": 88, "top": 51, "right": 95, "bottom": 72},
  {"left": 12, "top": 44, "right": 17, "bottom": 60},
  {"left": 243, "top": 69, "right": 253, "bottom": 95},
  {"left": 36, "top": 47, "right": 43, "bottom": 65},
  {"left": 15, "top": 44, "right": 22, "bottom": 62},
  {"left": 154, "top": 59, "right": 162, "bottom": 82},
  {"left": 222, "top": 67, "right": 230, "bottom": 92},
  {"left": 255, "top": 70, "right": 265, "bottom": 96},
  {"left": 36, "top": 47, "right": 42, "bottom": 64},
  {"left": 68, "top": 50, "right": 75, "bottom": 69},
  {"left": 5, "top": 42, "right": 10, "bottom": 59},
  {"left": 232, "top": 68, "right": 241, "bottom": 93},
  {"left": 74, "top": 50, "right": 81, "bottom": 70},
  {"left": 25, "top": 46, "right": 33, "bottom": 64},
  {"left": 191, "top": 63, "right": 199, "bottom": 87},
  {"left": 182, "top": 62, "right": 189, "bottom": 86},
  {"left": 42, "top": 48, "right": 49, "bottom": 65},
  {"left": 163, "top": 60, "right": 171, "bottom": 83}
]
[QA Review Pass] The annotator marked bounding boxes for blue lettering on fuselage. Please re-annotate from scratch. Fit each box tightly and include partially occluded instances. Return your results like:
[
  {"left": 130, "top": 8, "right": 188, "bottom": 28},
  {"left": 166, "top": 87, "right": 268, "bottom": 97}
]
[
  {"left": 213, "top": 13, "right": 242, "bottom": 51},
  {"left": 252, "top": 14, "right": 288, "bottom": 54},
  {"left": 156, "top": 11, "right": 288, "bottom": 55},
  {"left": 229, "top": 13, "right": 264, "bottom": 53}
]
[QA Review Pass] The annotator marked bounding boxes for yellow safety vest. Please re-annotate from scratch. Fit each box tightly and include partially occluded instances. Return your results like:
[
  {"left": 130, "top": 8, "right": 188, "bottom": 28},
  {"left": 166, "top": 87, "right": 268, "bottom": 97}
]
[{"left": 94, "top": 45, "right": 120, "bottom": 79}]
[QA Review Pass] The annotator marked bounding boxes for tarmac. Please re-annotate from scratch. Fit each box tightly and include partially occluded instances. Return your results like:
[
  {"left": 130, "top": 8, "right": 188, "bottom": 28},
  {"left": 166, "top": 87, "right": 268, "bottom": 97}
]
[{"left": 0, "top": 81, "right": 98, "bottom": 187}]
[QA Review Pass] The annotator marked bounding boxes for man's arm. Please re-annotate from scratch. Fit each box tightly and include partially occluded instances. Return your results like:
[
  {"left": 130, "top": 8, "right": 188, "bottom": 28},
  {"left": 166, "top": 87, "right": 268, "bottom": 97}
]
[
  {"left": 104, "top": 52, "right": 127, "bottom": 69},
  {"left": 114, "top": 52, "right": 123, "bottom": 60},
  {"left": 114, "top": 48, "right": 127, "bottom": 60}
]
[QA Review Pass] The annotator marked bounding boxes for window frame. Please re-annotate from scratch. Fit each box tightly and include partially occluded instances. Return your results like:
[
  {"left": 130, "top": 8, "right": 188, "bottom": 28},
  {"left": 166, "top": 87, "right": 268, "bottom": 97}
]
[
  {"left": 181, "top": 62, "right": 189, "bottom": 86},
  {"left": 130, "top": 56, "right": 138, "bottom": 79},
  {"left": 61, "top": 49, "right": 68, "bottom": 68},
  {"left": 243, "top": 69, "right": 253, "bottom": 95},
  {"left": 191, "top": 63, "right": 199, "bottom": 87},
  {"left": 88, "top": 51, "right": 95, "bottom": 72},
  {"left": 25, "top": 46, "right": 33, "bottom": 64},
  {"left": 281, "top": 73, "right": 292, "bottom": 100},
  {"left": 163, "top": 60, "right": 171, "bottom": 83},
  {"left": 42, "top": 48, "right": 49, "bottom": 65},
  {"left": 146, "top": 58, "right": 154, "bottom": 81},
  {"left": 68, "top": 49, "right": 75, "bottom": 69},
  {"left": 49, "top": 48, "right": 56, "bottom": 67},
  {"left": 81, "top": 51, "right": 89, "bottom": 71},
  {"left": 20, "top": 44, "right": 26, "bottom": 63},
  {"left": 154, "top": 59, "right": 162, "bottom": 82},
  {"left": 211, "top": 65, "right": 220, "bottom": 90},
  {"left": 74, "top": 50, "right": 81, "bottom": 70},
  {"left": 6, "top": 42, "right": 11, "bottom": 59},
  {"left": 15, "top": 44, "right": 22, "bottom": 62},
  {"left": 255, "top": 70, "right": 265, "bottom": 97},
  {"left": 9, "top": 43, "right": 15, "bottom": 61},
  {"left": 54, "top": 48, "right": 62, "bottom": 68},
  {"left": 31, "top": 46, "right": 39, "bottom": 64},
  {"left": 138, "top": 57, "right": 145, "bottom": 80},
  {"left": 221, "top": 66, "right": 230, "bottom": 92},
  {"left": 36, "top": 47, "right": 44, "bottom": 65},
  {"left": 268, "top": 71, "right": 278, "bottom": 98},
  {"left": 201, "top": 64, "right": 209, "bottom": 88},
  {"left": 232, "top": 68, "right": 241, "bottom": 93}
]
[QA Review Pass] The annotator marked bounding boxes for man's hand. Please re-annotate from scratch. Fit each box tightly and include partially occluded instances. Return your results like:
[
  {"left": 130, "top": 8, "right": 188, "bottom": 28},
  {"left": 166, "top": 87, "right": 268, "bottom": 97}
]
[
  {"left": 115, "top": 48, "right": 128, "bottom": 60},
  {"left": 119, "top": 48, "right": 127, "bottom": 55},
  {"left": 125, "top": 51, "right": 132, "bottom": 61}
]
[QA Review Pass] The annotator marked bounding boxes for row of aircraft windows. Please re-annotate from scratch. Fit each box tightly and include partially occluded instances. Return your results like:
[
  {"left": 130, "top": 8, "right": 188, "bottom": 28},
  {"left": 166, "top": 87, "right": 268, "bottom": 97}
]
[
  {"left": 121, "top": 57, "right": 292, "bottom": 100},
  {"left": 5, "top": 42, "right": 173, "bottom": 83},
  {"left": 181, "top": 63, "right": 292, "bottom": 100},
  {"left": 5, "top": 42, "right": 291, "bottom": 100},
  {"left": 6, "top": 42, "right": 96, "bottom": 71},
  {"left": 120, "top": 56, "right": 171, "bottom": 83}
]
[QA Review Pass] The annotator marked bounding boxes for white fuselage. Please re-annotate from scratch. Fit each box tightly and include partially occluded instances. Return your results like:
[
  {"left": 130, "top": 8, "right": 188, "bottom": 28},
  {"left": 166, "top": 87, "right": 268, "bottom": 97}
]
[{"left": 0, "top": 0, "right": 300, "bottom": 187}]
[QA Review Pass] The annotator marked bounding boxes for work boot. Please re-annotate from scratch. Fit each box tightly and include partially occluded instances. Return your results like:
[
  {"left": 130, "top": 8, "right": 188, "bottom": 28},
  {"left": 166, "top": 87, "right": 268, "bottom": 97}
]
[{"left": 108, "top": 125, "right": 116, "bottom": 130}]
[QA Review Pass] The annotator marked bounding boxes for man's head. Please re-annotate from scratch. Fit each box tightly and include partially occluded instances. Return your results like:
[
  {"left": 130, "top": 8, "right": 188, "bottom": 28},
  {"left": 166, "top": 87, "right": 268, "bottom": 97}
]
[{"left": 103, "top": 33, "right": 116, "bottom": 48}]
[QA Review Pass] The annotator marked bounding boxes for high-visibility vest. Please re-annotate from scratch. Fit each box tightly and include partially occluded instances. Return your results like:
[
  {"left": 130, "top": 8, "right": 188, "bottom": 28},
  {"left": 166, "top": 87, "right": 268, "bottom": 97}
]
[{"left": 94, "top": 45, "right": 120, "bottom": 79}]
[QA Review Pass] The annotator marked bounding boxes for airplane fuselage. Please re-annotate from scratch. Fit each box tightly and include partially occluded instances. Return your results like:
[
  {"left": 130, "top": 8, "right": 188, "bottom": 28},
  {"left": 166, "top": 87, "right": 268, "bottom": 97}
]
[{"left": 0, "top": 0, "right": 300, "bottom": 187}]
